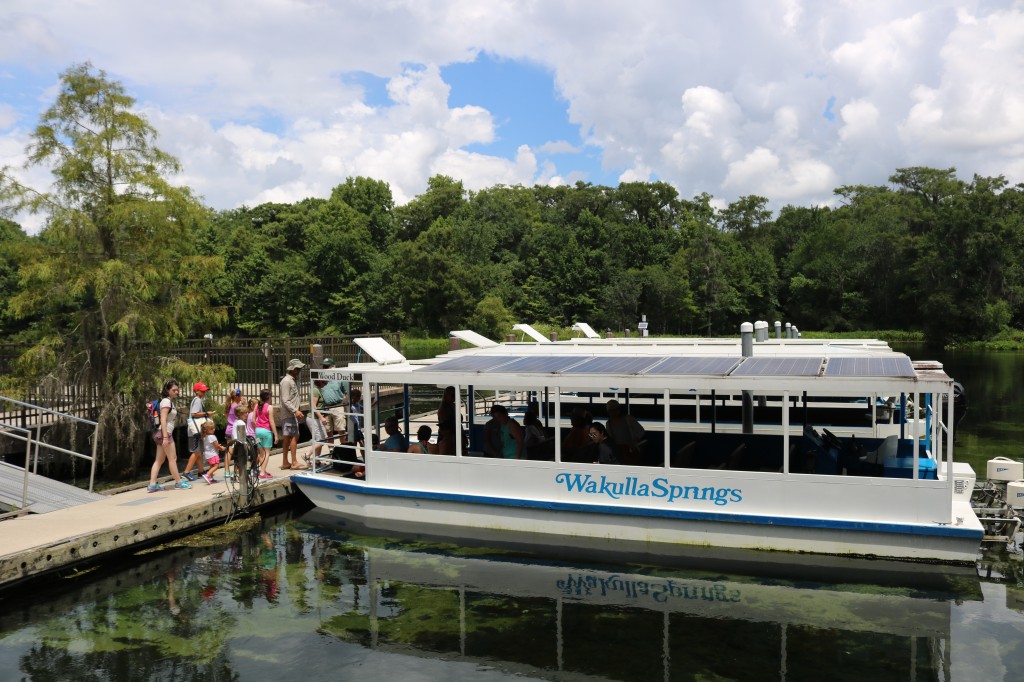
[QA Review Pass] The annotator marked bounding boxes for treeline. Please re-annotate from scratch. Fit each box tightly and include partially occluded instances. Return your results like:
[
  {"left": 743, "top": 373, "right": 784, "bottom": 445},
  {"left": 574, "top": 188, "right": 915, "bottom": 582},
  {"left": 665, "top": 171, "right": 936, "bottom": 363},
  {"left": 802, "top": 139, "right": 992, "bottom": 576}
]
[
  {"left": 195, "top": 167, "right": 1024, "bottom": 345},
  {"left": 3, "top": 164, "right": 1023, "bottom": 348}
]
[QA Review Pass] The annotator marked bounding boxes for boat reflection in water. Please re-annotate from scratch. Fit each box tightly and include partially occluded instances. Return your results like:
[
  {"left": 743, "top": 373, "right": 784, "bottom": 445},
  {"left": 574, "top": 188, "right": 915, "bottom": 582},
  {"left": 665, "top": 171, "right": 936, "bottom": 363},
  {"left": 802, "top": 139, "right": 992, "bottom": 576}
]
[
  {"left": 3, "top": 508, "right": 1016, "bottom": 681},
  {"left": 301, "top": 509, "right": 982, "bottom": 681}
]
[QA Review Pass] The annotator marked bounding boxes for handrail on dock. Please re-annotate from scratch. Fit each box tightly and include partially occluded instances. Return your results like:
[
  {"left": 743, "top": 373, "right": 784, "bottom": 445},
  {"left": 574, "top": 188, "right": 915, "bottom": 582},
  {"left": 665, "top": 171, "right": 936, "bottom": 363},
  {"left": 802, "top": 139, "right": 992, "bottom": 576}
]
[
  {"left": 0, "top": 395, "right": 99, "bottom": 498},
  {"left": 0, "top": 423, "right": 33, "bottom": 510}
]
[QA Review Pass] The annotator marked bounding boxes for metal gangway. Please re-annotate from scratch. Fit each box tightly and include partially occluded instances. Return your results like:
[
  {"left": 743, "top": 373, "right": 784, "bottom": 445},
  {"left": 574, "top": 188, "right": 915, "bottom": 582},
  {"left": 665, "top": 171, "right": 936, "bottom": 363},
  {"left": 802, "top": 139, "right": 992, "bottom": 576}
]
[{"left": 0, "top": 396, "right": 103, "bottom": 516}]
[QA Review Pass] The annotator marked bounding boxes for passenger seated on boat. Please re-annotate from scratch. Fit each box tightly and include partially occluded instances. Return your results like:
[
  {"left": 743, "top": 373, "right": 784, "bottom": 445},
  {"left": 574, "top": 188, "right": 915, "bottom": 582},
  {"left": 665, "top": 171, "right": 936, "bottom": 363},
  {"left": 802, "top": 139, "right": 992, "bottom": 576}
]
[
  {"left": 561, "top": 408, "right": 595, "bottom": 463},
  {"left": 605, "top": 400, "right": 646, "bottom": 465},
  {"left": 483, "top": 404, "right": 525, "bottom": 459},
  {"left": 409, "top": 425, "right": 439, "bottom": 454},
  {"left": 524, "top": 405, "right": 557, "bottom": 458},
  {"left": 589, "top": 422, "right": 620, "bottom": 464},
  {"left": 380, "top": 416, "right": 408, "bottom": 452}
]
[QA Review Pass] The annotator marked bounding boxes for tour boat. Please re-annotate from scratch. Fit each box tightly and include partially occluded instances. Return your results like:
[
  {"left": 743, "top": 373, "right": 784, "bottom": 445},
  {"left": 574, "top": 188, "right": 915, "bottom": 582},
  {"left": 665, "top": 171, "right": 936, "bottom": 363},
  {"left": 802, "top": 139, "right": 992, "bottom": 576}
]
[{"left": 292, "top": 327, "right": 983, "bottom": 564}]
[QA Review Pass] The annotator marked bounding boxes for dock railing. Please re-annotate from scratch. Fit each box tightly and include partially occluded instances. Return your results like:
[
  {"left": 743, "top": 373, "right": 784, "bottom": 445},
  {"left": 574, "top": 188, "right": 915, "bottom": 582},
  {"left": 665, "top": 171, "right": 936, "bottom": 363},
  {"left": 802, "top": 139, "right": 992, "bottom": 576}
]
[{"left": 0, "top": 395, "right": 99, "bottom": 504}]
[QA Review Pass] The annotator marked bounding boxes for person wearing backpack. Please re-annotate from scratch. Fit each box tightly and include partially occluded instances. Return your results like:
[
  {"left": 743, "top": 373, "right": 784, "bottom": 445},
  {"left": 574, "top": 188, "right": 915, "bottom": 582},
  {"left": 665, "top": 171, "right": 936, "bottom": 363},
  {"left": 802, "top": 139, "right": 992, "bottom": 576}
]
[
  {"left": 148, "top": 380, "right": 192, "bottom": 492},
  {"left": 183, "top": 382, "right": 212, "bottom": 480}
]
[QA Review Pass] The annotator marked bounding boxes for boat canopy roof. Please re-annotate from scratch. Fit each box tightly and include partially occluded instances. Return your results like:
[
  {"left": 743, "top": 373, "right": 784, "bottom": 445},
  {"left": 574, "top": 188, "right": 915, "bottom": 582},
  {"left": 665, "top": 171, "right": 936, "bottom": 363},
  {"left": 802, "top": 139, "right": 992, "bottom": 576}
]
[{"left": 317, "top": 335, "right": 953, "bottom": 396}]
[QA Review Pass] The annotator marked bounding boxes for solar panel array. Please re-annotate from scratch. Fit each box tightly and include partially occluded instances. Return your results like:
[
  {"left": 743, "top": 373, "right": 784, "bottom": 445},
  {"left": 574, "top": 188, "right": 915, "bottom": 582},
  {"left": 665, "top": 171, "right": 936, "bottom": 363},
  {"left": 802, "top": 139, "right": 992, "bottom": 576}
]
[
  {"left": 564, "top": 356, "right": 665, "bottom": 375},
  {"left": 730, "top": 357, "right": 823, "bottom": 377},
  {"left": 642, "top": 356, "right": 739, "bottom": 376},
  {"left": 824, "top": 357, "right": 916, "bottom": 377},
  {"left": 497, "top": 356, "right": 589, "bottom": 373},
  {"left": 417, "top": 353, "right": 917, "bottom": 379},
  {"left": 418, "top": 355, "right": 520, "bottom": 373}
]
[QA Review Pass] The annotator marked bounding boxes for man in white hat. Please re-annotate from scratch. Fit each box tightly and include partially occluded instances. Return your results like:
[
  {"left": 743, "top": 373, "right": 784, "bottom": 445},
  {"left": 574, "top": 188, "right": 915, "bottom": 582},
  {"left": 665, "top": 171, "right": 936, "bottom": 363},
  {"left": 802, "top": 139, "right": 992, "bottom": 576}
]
[{"left": 279, "top": 358, "right": 308, "bottom": 470}]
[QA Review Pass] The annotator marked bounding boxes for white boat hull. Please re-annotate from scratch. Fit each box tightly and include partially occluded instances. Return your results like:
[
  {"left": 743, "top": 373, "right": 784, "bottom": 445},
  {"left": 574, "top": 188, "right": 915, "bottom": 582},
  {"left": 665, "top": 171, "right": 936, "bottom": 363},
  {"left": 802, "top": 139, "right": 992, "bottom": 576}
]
[{"left": 293, "top": 460, "right": 982, "bottom": 564}]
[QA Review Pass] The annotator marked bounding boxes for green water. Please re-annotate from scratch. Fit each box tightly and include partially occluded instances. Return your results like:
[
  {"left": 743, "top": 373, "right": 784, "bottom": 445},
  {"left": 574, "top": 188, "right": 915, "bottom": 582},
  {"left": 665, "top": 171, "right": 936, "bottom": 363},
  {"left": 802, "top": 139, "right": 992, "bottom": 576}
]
[
  {"left": 2, "top": 348, "right": 1024, "bottom": 681},
  {"left": 893, "top": 345, "right": 1024, "bottom": 477},
  {"left": 0, "top": 506, "right": 1021, "bottom": 681}
]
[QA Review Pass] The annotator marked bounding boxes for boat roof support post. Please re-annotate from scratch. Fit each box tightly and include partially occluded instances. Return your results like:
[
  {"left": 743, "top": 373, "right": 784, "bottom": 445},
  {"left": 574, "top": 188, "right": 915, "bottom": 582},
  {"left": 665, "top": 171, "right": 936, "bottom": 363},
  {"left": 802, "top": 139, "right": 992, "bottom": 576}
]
[
  {"left": 455, "top": 384, "right": 463, "bottom": 457},
  {"left": 554, "top": 387, "right": 562, "bottom": 463},
  {"left": 663, "top": 389, "right": 671, "bottom": 468},
  {"left": 373, "top": 383, "right": 381, "bottom": 437},
  {"left": 900, "top": 393, "right": 907, "bottom": 440},
  {"left": 912, "top": 390, "right": 919, "bottom": 479},
  {"left": 947, "top": 387, "right": 955, "bottom": 516},
  {"left": 402, "top": 385, "right": 410, "bottom": 437},
  {"left": 783, "top": 390, "right": 790, "bottom": 474},
  {"left": 362, "top": 376, "right": 373, "bottom": 461},
  {"left": 871, "top": 393, "right": 877, "bottom": 438},
  {"left": 924, "top": 393, "right": 933, "bottom": 456}
]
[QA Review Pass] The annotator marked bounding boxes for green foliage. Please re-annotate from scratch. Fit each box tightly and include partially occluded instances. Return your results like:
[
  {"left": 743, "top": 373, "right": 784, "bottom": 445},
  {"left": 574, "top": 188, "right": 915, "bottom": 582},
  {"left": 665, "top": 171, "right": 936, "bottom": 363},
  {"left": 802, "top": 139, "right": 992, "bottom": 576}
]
[
  {"left": 467, "top": 295, "right": 515, "bottom": 341},
  {"left": 0, "top": 63, "right": 225, "bottom": 476},
  {"left": 400, "top": 336, "right": 450, "bottom": 360}
]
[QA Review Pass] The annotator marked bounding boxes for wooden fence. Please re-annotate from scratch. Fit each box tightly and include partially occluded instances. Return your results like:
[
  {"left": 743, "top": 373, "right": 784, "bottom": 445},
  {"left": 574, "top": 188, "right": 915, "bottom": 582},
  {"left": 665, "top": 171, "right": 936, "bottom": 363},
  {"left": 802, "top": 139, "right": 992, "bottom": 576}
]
[{"left": 0, "top": 334, "right": 402, "bottom": 430}]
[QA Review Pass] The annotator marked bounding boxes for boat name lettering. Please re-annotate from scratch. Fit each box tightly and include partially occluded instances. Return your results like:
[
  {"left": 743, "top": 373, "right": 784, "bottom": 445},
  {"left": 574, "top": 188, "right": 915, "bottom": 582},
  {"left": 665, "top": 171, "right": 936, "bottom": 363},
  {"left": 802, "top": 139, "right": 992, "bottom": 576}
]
[
  {"left": 554, "top": 473, "right": 742, "bottom": 506},
  {"left": 557, "top": 573, "right": 741, "bottom": 604}
]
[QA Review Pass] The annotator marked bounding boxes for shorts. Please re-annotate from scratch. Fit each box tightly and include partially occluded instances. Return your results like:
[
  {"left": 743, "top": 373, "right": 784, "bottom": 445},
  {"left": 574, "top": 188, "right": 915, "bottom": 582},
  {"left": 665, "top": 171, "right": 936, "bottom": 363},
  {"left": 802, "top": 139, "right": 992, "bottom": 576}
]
[
  {"left": 188, "top": 432, "right": 202, "bottom": 453},
  {"left": 306, "top": 415, "right": 327, "bottom": 442},
  {"left": 255, "top": 428, "right": 273, "bottom": 449},
  {"left": 152, "top": 432, "right": 172, "bottom": 446},
  {"left": 325, "top": 407, "right": 347, "bottom": 434},
  {"left": 282, "top": 416, "right": 299, "bottom": 437},
  {"left": 205, "top": 454, "right": 221, "bottom": 466}
]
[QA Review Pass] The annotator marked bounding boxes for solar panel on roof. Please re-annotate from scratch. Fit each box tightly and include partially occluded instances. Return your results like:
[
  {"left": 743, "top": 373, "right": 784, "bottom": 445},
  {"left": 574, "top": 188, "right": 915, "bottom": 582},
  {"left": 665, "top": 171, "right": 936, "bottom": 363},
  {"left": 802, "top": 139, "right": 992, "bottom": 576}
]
[
  {"left": 418, "top": 355, "right": 522, "bottom": 373},
  {"left": 497, "top": 356, "right": 589, "bottom": 373},
  {"left": 564, "top": 356, "right": 665, "bottom": 375},
  {"left": 824, "top": 357, "right": 916, "bottom": 377},
  {"left": 731, "top": 357, "right": 823, "bottom": 377},
  {"left": 643, "top": 356, "right": 739, "bottom": 376}
]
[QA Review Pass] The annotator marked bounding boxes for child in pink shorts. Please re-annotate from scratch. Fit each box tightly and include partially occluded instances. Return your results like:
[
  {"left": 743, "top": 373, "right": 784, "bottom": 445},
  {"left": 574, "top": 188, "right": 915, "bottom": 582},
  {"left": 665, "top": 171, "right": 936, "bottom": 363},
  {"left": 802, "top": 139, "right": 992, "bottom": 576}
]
[{"left": 200, "top": 420, "right": 226, "bottom": 484}]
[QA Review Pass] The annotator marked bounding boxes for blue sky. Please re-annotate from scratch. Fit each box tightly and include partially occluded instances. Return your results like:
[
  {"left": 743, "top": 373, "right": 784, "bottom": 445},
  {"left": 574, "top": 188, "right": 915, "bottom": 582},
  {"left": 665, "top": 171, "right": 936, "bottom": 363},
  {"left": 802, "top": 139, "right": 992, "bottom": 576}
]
[
  {"left": 2, "top": 0, "right": 1023, "bottom": 230},
  {"left": 442, "top": 53, "right": 605, "bottom": 183}
]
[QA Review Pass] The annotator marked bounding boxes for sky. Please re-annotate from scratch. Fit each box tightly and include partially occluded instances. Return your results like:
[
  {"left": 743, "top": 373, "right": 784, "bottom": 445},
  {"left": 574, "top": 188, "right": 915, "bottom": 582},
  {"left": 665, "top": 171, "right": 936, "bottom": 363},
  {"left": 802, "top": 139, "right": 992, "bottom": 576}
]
[{"left": 2, "top": 0, "right": 1024, "bottom": 233}]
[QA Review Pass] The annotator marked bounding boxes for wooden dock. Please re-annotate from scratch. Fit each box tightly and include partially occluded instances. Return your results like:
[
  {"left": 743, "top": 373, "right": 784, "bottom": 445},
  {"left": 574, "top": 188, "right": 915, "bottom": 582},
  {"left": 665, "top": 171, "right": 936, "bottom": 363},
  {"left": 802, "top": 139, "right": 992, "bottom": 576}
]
[{"left": 0, "top": 447, "right": 314, "bottom": 589}]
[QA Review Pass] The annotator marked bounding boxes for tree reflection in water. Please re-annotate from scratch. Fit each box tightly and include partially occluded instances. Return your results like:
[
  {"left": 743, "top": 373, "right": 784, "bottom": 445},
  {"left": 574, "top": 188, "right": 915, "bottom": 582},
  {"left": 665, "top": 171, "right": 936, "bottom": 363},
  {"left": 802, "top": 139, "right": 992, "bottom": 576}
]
[{"left": 1, "top": 507, "right": 1022, "bottom": 682}]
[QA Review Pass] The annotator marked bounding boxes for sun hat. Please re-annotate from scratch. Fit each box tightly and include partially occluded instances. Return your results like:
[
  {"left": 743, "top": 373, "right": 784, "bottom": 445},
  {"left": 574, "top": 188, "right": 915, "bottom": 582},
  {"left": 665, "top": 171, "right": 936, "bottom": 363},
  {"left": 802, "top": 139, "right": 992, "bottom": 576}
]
[{"left": 287, "top": 358, "right": 306, "bottom": 370}]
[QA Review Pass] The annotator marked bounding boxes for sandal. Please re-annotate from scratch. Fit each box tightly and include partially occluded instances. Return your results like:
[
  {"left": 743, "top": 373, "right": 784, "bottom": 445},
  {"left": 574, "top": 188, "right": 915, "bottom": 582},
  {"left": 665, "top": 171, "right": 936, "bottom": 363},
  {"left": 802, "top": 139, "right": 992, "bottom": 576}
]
[
  {"left": 291, "top": 464, "right": 309, "bottom": 470},
  {"left": 281, "top": 463, "right": 291, "bottom": 470}
]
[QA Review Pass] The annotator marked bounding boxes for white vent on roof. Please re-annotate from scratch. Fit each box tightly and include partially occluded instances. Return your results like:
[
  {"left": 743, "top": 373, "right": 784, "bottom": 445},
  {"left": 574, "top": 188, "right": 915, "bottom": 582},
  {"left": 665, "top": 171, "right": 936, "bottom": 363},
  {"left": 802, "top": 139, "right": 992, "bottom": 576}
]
[
  {"left": 571, "top": 322, "right": 601, "bottom": 338},
  {"left": 450, "top": 330, "right": 499, "bottom": 348},
  {"left": 354, "top": 337, "right": 407, "bottom": 365},
  {"left": 512, "top": 323, "right": 551, "bottom": 343}
]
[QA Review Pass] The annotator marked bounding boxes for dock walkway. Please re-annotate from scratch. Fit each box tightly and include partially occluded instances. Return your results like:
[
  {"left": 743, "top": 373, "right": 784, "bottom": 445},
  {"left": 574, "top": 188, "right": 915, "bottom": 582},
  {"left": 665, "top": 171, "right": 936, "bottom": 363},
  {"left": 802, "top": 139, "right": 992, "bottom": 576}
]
[
  {"left": 0, "top": 461, "right": 105, "bottom": 513},
  {"left": 0, "top": 447, "right": 313, "bottom": 589}
]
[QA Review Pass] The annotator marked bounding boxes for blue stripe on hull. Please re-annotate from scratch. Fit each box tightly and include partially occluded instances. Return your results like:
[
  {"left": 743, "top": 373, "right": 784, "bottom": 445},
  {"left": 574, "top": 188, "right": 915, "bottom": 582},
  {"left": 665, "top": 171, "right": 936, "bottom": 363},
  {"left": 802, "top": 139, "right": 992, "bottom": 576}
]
[{"left": 294, "top": 476, "right": 982, "bottom": 541}]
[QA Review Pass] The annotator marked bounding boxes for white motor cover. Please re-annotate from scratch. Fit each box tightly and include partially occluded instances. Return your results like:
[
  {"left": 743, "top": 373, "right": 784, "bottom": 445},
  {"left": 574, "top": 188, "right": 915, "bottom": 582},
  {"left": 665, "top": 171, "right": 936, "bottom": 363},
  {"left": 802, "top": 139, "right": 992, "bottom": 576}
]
[
  {"left": 987, "top": 457, "right": 1023, "bottom": 481},
  {"left": 1007, "top": 481, "right": 1024, "bottom": 510}
]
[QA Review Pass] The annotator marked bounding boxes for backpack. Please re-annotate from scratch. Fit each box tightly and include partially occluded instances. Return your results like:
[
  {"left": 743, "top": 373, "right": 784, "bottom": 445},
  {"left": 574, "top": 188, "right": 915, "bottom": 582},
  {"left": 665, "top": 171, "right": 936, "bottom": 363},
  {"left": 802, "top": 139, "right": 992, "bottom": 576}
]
[{"left": 148, "top": 399, "right": 162, "bottom": 431}]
